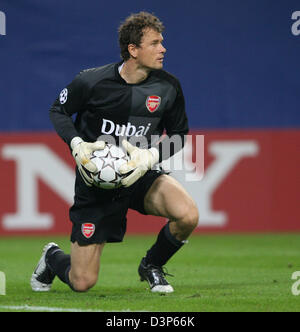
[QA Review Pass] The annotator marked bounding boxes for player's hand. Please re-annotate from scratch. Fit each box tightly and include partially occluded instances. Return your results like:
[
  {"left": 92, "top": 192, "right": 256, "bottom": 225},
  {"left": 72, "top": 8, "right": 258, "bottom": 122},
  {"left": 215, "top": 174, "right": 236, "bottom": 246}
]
[
  {"left": 119, "top": 140, "right": 159, "bottom": 187},
  {"left": 70, "top": 137, "right": 106, "bottom": 186}
]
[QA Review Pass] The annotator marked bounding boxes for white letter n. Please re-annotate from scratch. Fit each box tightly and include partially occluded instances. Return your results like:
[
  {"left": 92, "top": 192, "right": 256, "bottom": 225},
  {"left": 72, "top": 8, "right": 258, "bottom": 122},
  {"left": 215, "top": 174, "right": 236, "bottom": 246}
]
[{"left": 2, "top": 144, "right": 74, "bottom": 230}]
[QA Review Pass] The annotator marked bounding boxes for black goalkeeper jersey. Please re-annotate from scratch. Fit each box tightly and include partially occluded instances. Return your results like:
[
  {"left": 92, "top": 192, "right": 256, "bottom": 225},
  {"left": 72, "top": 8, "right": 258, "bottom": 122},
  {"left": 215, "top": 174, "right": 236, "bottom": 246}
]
[{"left": 49, "top": 62, "right": 189, "bottom": 162}]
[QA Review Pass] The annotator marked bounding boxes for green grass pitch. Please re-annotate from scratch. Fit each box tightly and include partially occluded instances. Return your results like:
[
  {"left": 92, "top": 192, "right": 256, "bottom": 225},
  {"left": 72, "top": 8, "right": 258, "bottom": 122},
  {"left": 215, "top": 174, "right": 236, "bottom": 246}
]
[{"left": 0, "top": 234, "right": 300, "bottom": 312}]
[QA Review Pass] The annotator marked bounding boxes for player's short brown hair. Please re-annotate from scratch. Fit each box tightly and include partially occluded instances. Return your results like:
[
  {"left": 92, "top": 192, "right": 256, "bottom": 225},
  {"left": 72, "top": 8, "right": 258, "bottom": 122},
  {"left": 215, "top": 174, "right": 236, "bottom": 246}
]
[{"left": 118, "top": 12, "right": 164, "bottom": 61}]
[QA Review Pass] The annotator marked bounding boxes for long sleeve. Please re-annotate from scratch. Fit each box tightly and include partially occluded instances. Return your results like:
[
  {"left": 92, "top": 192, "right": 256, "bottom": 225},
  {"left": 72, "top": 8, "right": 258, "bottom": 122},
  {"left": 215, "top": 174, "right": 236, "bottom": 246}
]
[{"left": 49, "top": 72, "right": 89, "bottom": 146}]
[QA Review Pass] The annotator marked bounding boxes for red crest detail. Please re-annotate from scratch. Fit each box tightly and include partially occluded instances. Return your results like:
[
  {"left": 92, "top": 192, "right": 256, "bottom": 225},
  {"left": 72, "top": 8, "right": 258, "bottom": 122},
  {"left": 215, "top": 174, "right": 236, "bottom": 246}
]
[
  {"left": 81, "top": 223, "right": 95, "bottom": 239},
  {"left": 146, "top": 96, "right": 161, "bottom": 113}
]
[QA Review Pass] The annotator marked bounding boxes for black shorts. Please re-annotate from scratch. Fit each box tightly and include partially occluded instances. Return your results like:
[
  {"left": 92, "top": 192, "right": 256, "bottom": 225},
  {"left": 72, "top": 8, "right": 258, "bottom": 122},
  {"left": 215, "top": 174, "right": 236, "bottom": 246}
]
[{"left": 69, "top": 168, "right": 164, "bottom": 245}]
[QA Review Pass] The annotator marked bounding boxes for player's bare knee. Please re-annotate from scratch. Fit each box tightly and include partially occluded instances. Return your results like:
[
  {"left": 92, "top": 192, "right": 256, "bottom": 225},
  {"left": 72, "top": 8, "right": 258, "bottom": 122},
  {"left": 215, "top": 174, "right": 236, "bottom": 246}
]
[
  {"left": 180, "top": 201, "right": 199, "bottom": 231},
  {"left": 188, "top": 204, "right": 199, "bottom": 230},
  {"left": 71, "top": 274, "right": 98, "bottom": 292},
  {"left": 72, "top": 279, "right": 96, "bottom": 292}
]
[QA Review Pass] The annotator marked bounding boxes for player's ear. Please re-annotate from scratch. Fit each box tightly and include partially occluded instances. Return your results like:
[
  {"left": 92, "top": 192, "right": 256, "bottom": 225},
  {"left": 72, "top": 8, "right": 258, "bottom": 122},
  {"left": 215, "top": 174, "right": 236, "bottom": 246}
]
[{"left": 128, "top": 44, "right": 138, "bottom": 59}]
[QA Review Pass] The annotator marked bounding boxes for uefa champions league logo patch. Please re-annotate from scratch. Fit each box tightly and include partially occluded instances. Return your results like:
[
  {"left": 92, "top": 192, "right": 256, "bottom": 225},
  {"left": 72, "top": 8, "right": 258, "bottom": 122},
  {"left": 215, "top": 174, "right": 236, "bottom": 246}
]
[
  {"left": 59, "top": 88, "right": 68, "bottom": 104},
  {"left": 81, "top": 223, "right": 95, "bottom": 239}
]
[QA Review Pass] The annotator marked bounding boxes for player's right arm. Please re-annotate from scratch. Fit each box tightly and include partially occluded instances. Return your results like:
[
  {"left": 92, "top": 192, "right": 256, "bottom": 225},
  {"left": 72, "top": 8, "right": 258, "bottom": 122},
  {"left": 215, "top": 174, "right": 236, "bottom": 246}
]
[
  {"left": 49, "top": 72, "right": 88, "bottom": 146},
  {"left": 49, "top": 72, "right": 105, "bottom": 186}
]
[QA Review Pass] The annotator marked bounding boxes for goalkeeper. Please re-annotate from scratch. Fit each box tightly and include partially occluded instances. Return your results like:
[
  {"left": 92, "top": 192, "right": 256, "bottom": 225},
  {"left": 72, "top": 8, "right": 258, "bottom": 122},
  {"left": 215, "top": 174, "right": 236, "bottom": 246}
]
[{"left": 31, "top": 12, "right": 199, "bottom": 294}]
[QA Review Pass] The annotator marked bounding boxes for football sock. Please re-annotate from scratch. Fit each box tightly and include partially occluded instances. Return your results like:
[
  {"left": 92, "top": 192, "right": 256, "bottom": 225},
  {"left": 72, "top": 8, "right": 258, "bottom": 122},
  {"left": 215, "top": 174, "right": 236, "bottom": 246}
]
[
  {"left": 46, "top": 248, "right": 72, "bottom": 288},
  {"left": 144, "top": 222, "right": 185, "bottom": 267}
]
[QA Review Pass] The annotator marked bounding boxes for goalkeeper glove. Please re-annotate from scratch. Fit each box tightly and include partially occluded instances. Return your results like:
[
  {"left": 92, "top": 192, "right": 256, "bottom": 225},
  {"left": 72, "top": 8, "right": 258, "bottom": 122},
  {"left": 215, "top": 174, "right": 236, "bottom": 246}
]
[
  {"left": 70, "top": 137, "right": 105, "bottom": 186},
  {"left": 119, "top": 140, "right": 159, "bottom": 187}
]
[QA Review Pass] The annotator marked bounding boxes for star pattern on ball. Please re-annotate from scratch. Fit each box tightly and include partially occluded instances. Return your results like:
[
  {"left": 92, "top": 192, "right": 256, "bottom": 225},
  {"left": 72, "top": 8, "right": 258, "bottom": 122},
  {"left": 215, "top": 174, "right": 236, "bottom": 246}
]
[{"left": 102, "top": 151, "right": 115, "bottom": 168}]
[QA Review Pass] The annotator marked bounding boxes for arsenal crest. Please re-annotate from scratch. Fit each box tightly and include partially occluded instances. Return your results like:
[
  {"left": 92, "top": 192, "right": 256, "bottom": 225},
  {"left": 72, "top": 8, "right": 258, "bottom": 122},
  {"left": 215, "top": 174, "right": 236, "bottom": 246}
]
[
  {"left": 81, "top": 223, "right": 95, "bottom": 239},
  {"left": 146, "top": 96, "right": 161, "bottom": 113}
]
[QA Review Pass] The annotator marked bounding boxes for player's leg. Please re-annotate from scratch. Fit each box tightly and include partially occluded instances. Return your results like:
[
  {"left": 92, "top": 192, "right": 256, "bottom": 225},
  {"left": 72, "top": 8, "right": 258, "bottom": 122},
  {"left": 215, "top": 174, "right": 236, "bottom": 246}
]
[
  {"left": 143, "top": 174, "right": 198, "bottom": 268},
  {"left": 68, "top": 241, "right": 105, "bottom": 292},
  {"left": 145, "top": 174, "right": 199, "bottom": 237},
  {"left": 31, "top": 169, "right": 127, "bottom": 293},
  {"left": 136, "top": 173, "right": 199, "bottom": 292},
  {"left": 31, "top": 241, "right": 105, "bottom": 292},
  {"left": 144, "top": 174, "right": 199, "bottom": 242}
]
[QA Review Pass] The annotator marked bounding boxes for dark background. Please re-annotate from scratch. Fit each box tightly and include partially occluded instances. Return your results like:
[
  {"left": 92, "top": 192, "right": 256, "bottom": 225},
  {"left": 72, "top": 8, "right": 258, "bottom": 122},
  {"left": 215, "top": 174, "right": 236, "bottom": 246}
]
[{"left": 0, "top": 0, "right": 299, "bottom": 131}]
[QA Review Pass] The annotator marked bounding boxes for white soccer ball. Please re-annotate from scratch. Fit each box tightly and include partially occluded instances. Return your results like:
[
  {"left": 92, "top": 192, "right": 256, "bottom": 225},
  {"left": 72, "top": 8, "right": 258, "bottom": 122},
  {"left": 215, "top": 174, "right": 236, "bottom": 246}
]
[{"left": 90, "top": 144, "right": 129, "bottom": 189}]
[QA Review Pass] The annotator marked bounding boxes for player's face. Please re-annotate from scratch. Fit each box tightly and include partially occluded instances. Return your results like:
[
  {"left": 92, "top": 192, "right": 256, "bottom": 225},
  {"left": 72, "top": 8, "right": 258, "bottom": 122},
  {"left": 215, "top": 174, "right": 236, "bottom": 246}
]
[{"left": 135, "top": 28, "right": 166, "bottom": 70}]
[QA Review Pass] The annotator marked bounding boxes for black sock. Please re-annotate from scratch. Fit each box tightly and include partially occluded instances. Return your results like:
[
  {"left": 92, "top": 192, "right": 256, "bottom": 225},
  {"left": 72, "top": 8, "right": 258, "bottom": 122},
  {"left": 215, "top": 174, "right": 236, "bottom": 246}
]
[
  {"left": 145, "top": 222, "right": 185, "bottom": 267},
  {"left": 46, "top": 248, "right": 72, "bottom": 287}
]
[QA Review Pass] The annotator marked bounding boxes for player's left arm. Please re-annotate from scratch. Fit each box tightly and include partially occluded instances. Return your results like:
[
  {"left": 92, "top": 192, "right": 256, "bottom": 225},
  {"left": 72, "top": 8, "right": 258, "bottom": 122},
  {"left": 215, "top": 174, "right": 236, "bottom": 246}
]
[{"left": 120, "top": 81, "right": 189, "bottom": 187}]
